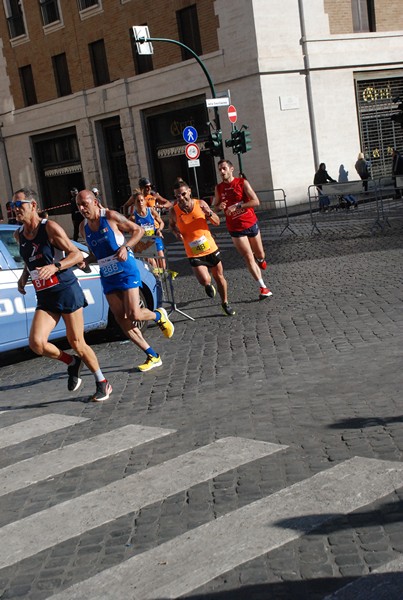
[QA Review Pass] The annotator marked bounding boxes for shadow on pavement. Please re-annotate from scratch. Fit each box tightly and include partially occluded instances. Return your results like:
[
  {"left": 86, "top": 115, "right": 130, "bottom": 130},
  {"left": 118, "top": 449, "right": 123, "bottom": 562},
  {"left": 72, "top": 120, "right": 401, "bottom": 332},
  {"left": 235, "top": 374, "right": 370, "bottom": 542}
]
[{"left": 328, "top": 416, "right": 403, "bottom": 429}]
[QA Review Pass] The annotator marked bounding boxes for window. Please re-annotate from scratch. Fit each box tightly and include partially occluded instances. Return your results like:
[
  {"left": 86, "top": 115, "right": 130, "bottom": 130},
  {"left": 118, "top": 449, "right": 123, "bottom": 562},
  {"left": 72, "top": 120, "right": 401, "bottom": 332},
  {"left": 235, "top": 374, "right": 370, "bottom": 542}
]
[
  {"left": 39, "top": 0, "right": 60, "bottom": 25},
  {"left": 352, "top": 0, "right": 376, "bottom": 32},
  {"left": 130, "top": 27, "right": 153, "bottom": 75},
  {"left": 78, "top": 0, "right": 99, "bottom": 9},
  {"left": 52, "top": 53, "right": 71, "bottom": 96},
  {"left": 19, "top": 64, "right": 37, "bottom": 106},
  {"left": 4, "top": 0, "right": 26, "bottom": 38},
  {"left": 89, "top": 39, "right": 110, "bottom": 86},
  {"left": 176, "top": 5, "right": 202, "bottom": 61}
]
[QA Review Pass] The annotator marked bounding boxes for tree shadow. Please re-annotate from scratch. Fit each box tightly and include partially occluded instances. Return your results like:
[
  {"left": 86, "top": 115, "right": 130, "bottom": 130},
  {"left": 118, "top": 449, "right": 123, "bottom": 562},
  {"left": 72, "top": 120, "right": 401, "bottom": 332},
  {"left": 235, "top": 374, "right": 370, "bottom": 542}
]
[{"left": 328, "top": 416, "right": 403, "bottom": 430}]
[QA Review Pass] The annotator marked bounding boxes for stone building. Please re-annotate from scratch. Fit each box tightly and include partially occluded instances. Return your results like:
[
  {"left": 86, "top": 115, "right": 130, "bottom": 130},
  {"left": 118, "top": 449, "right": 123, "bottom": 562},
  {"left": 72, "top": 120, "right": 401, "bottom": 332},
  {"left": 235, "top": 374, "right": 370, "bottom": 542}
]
[{"left": 0, "top": 0, "right": 402, "bottom": 230}]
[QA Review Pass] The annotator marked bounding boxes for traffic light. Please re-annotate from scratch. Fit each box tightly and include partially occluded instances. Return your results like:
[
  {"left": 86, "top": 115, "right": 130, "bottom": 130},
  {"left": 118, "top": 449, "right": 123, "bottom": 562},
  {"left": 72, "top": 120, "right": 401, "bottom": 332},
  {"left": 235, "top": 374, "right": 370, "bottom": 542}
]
[
  {"left": 224, "top": 129, "right": 252, "bottom": 154},
  {"left": 205, "top": 130, "right": 223, "bottom": 157},
  {"left": 225, "top": 129, "right": 242, "bottom": 154},
  {"left": 391, "top": 102, "right": 403, "bottom": 128},
  {"left": 240, "top": 129, "right": 252, "bottom": 153}
]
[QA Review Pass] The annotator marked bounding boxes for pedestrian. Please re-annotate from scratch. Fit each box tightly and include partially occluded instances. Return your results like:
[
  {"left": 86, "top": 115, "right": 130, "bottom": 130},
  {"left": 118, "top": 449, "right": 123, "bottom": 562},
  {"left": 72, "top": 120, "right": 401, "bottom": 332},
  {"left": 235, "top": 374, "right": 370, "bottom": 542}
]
[
  {"left": 131, "top": 190, "right": 166, "bottom": 271},
  {"left": 313, "top": 163, "right": 336, "bottom": 211},
  {"left": 214, "top": 159, "right": 272, "bottom": 300},
  {"left": 76, "top": 189, "right": 174, "bottom": 372},
  {"left": 392, "top": 149, "right": 403, "bottom": 199},
  {"left": 69, "top": 187, "right": 83, "bottom": 241},
  {"left": 169, "top": 180, "right": 236, "bottom": 316},
  {"left": 355, "top": 152, "right": 370, "bottom": 192},
  {"left": 12, "top": 187, "right": 112, "bottom": 402}
]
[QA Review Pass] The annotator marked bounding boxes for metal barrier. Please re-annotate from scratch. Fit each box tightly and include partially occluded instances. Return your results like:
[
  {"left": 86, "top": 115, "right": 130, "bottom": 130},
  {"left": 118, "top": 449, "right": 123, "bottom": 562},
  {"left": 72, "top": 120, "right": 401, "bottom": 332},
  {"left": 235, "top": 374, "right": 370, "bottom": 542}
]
[
  {"left": 133, "top": 237, "right": 195, "bottom": 322},
  {"left": 307, "top": 179, "right": 384, "bottom": 234},
  {"left": 376, "top": 176, "right": 403, "bottom": 227},
  {"left": 255, "top": 188, "right": 296, "bottom": 235}
]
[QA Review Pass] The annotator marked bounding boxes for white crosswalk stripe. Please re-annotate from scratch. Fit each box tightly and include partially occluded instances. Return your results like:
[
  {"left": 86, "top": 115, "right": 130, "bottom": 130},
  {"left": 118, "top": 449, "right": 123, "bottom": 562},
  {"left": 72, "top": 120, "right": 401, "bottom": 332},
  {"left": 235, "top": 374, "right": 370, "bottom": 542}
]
[
  {"left": 0, "top": 436, "right": 285, "bottom": 569},
  {"left": 2, "top": 412, "right": 403, "bottom": 600},
  {"left": 48, "top": 457, "right": 403, "bottom": 600},
  {"left": 0, "top": 414, "right": 87, "bottom": 449},
  {"left": 0, "top": 424, "right": 175, "bottom": 496}
]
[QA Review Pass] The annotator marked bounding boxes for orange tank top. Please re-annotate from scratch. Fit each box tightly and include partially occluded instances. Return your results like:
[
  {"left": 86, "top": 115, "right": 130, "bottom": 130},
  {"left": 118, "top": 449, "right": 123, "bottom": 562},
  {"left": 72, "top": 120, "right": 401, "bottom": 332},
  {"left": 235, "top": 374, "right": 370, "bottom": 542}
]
[
  {"left": 174, "top": 200, "right": 218, "bottom": 258},
  {"left": 145, "top": 193, "right": 156, "bottom": 208}
]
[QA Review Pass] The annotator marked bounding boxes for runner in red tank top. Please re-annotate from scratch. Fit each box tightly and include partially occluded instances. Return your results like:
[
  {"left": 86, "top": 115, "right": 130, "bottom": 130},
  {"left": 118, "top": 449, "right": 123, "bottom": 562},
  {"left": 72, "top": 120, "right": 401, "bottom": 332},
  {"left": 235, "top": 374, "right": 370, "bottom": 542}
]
[{"left": 214, "top": 159, "right": 272, "bottom": 300}]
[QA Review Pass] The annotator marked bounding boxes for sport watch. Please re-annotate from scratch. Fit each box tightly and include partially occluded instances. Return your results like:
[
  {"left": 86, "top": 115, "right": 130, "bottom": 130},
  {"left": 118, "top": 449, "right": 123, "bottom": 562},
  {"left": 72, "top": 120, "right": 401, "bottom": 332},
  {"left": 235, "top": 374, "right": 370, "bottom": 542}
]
[{"left": 54, "top": 262, "right": 62, "bottom": 271}]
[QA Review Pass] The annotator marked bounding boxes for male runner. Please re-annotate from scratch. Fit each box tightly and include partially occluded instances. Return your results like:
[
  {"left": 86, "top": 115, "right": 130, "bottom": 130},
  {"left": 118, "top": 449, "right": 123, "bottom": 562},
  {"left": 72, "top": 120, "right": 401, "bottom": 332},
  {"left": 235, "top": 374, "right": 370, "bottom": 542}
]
[
  {"left": 13, "top": 187, "right": 111, "bottom": 402},
  {"left": 169, "top": 180, "right": 235, "bottom": 316},
  {"left": 76, "top": 190, "right": 174, "bottom": 372},
  {"left": 214, "top": 160, "right": 272, "bottom": 300}
]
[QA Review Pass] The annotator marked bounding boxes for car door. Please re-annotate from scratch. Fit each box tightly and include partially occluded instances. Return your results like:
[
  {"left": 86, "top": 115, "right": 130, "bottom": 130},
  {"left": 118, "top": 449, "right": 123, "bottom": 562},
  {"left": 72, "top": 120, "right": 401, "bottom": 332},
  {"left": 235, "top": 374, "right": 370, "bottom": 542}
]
[{"left": 0, "top": 236, "right": 31, "bottom": 351}]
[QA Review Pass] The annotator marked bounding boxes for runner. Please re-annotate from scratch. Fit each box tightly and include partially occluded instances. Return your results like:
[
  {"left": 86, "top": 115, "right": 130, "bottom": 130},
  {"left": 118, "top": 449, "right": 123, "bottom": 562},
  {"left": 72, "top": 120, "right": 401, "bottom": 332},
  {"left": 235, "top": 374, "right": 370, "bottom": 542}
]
[
  {"left": 76, "top": 189, "right": 174, "bottom": 373},
  {"left": 12, "top": 187, "right": 112, "bottom": 402},
  {"left": 169, "top": 180, "right": 235, "bottom": 316},
  {"left": 131, "top": 190, "right": 166, "bottom": 271},
  {"left": 214, "top": 159, "right": 272, "bottom": 300}
]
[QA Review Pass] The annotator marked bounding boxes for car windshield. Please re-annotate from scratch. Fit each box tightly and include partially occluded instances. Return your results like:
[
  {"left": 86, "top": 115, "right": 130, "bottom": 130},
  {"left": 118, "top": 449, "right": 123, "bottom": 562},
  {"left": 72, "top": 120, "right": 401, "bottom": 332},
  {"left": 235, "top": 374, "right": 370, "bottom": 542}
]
[{"left": 0, "top": 230, "right": 24, "bottom": 265}]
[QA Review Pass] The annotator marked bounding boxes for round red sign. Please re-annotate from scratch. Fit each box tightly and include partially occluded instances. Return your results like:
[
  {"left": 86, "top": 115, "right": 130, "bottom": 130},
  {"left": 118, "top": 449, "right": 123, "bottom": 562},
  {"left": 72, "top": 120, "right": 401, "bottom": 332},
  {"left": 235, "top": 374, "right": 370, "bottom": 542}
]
[
  {"left": 185, "top": 143, "right": 200, "bottom": 160},
  {"left": 227, "top": 105, "right": 237, "bottom": 124}
]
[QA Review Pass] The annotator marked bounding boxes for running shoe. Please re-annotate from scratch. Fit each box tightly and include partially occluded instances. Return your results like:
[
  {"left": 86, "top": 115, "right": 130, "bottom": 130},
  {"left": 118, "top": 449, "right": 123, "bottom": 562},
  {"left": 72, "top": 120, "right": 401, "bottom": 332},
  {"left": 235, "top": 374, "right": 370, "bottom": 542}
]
[
  {"left": 205, "top": 283, "right": 216, "bottom": 298},
  {"left": 259, "top": 287, "right": 273, "bottom": 299},
  {"left": 138, "top": 354, "right": 162, "bottom": 372},
  {"left": 222, "top": 302, "right": 236, "bottom": 316},
  {"left": 256, "top": 258, "right": 267, "bottom": 270},
  {"left": 156, "top": 307, "right": 174, "bottom": 338},
  {"left": 67, "top": 356, "right": 83, "bottom": 392},
  {"left": 89, "top": 380, "right": 112, "bottom": 403}
]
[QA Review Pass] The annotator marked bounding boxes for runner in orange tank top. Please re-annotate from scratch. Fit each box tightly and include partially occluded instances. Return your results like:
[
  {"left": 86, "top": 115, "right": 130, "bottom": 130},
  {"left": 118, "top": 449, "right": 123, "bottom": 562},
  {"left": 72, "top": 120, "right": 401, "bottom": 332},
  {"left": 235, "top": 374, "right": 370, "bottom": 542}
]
[{"left": 169, "top": 180, "right": 235, "bottom": 317}]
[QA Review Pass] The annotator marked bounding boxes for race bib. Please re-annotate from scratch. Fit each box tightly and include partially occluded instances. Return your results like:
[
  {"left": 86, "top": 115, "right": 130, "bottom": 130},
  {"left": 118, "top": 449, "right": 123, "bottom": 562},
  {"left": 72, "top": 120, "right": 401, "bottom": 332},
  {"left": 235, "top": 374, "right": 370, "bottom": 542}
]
[
  {"left": 189, "top": 235, "right": 210, "bottom": 255},
  {"left": 143, "top": 224, "right": 155, "bottom": 236},
  {"left": 98, "top": 254, "right": 124, "bottom": 278},
  {"left": 30, "top": 269, "right": 59, "bottom": 292}
]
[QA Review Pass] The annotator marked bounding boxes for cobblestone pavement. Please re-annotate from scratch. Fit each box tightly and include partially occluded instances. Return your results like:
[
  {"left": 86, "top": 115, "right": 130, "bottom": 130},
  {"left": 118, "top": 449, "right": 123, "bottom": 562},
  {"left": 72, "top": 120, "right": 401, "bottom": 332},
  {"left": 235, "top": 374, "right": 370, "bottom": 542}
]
[{"left": 0, "top": 218, "right": 403, "bottom": 600}]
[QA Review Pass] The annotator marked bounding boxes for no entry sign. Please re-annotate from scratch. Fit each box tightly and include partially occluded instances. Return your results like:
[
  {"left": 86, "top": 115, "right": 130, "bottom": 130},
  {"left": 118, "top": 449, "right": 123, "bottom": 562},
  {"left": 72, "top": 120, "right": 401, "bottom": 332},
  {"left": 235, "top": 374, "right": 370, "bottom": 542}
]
[{"left": 227, "top": 105, "right": 237, "bottom": 123}]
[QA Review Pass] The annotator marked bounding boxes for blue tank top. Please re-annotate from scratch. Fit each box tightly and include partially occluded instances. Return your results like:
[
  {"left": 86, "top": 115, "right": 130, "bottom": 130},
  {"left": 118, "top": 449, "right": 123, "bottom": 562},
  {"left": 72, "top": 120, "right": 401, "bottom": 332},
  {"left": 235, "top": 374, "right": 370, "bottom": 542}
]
[
  {"left": 19, "top": 220, "right": 77, "bottom": 293},
  {"left": 133, "top": 208, "right": 156, "bottom": 236},
  {"left": 84, "top": 210, "right": 138, "bottom": 280}
]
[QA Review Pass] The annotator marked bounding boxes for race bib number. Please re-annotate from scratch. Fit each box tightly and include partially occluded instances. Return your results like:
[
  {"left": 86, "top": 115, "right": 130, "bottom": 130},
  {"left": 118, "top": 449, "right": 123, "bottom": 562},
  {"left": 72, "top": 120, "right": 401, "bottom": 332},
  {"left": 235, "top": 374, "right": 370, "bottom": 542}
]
[
  {"left": 98, "top": 254, "right": 124, "bottom": 278},
  {"left": 30, "top": 269, "right": 59, "bottom": 292},
  {"left": 143, "top": 224, "right": 155, "bottom": 236},
  {"left": 189, "top": 235, "right": 210, "bottom": 255}
]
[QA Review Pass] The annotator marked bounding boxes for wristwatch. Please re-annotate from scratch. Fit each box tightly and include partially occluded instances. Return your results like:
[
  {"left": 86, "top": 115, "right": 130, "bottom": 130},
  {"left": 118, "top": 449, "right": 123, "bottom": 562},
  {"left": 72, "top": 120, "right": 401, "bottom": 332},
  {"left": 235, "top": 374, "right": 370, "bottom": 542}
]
[{"left": 54, "top": 262, "right": 62, "bottom": 271}]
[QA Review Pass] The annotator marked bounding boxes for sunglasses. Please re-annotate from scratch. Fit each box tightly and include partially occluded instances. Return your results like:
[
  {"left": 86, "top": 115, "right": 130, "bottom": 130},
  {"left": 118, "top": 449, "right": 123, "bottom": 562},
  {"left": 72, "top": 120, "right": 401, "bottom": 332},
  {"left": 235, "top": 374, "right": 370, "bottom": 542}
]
[{"left": 10, "top": 200, "right": 32, "bottom": 209}]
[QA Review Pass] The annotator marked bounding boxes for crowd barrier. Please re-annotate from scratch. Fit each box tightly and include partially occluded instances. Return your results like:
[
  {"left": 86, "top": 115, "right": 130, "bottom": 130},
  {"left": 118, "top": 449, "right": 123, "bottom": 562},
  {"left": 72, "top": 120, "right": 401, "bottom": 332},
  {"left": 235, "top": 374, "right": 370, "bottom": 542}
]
[
  {"left": 133, "top": 237, "right": 195, "bottom": 322},
  {"left": 376, "top": 176, "right": 403, "bottom": 227},
  {"left": 255, "top": 188, "right": 296, "bottom": 235},
  {"left": 307, "top": 179, "right": 387, "bottom": 234}
]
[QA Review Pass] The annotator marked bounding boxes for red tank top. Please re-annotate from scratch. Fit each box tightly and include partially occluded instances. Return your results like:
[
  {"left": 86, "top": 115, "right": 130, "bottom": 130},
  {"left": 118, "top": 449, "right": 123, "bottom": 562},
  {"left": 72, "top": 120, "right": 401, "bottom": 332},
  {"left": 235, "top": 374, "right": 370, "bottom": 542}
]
[{"left": 216, "top": 177, "right": 257, "bottom": 231}]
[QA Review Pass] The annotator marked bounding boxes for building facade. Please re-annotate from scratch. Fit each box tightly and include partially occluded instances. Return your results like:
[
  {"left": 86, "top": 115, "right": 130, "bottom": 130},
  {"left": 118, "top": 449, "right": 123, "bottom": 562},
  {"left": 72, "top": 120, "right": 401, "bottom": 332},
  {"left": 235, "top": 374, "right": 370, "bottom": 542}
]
[{"left": 0, "top": 0, "right": 402, "bottom": 230}]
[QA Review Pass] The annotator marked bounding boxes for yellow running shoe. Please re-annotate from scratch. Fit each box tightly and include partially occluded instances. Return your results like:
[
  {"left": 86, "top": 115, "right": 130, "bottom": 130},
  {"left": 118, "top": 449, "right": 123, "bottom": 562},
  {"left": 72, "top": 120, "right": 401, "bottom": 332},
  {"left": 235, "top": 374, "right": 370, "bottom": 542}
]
[
  {"left": 138, "top": 354, "right": 162, "bottom": 372},
  {"left": 156, "top": 307, "right": 174, "bottom": 338}
]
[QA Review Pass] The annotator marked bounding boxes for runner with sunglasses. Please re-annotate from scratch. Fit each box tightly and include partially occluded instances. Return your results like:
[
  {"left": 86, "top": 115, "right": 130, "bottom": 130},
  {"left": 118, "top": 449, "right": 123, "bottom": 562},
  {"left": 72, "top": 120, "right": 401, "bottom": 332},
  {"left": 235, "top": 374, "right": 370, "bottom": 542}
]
[{"left": 12, "top": 187, "right": 112, "bottom": 402}]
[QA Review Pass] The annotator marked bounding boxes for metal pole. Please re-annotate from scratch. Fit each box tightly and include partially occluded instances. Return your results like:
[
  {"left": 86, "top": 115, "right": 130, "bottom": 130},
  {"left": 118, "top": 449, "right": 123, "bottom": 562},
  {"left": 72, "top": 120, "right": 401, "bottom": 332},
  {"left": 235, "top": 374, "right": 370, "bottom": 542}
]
[
  {"left": 140, "top": 36, "right": 223, "bottom": 158},
  {"left": 193, "top": 167, "right": 200, "bottom": 198}
]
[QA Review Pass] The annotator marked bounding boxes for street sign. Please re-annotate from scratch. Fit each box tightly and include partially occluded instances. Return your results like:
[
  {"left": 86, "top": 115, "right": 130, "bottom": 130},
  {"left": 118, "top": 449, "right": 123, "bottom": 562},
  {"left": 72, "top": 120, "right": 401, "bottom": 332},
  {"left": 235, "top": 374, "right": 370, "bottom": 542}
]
[
  {"left": 182, "top": 126, "right": 198, "bottom": 143},
  {"left": 185, "top": 143, "right": 200, "bottom": 160},
  {"left": 227, "top": 105, "right": 237, "bottom": 123},
  {"left": 206, "top": 97, "right": 230, "bottom": 108},
  {"left": 188, "top": 159, "right": 200, "bottom": 168}
]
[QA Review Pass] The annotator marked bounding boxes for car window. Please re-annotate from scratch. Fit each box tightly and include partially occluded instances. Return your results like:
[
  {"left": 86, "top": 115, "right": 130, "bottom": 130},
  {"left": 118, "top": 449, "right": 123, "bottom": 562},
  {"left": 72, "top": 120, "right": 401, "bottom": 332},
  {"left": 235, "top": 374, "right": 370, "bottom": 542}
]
[{"left": 0, "top": 230, "right": 24, "bottom": 265}]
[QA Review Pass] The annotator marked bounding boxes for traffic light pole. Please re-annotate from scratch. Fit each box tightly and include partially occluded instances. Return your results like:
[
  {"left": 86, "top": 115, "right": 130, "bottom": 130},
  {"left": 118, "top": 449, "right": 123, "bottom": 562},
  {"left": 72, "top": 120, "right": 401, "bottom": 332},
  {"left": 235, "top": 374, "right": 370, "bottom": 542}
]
[{"left": 138, "top": 35, "right": 224, "bottom": 158}]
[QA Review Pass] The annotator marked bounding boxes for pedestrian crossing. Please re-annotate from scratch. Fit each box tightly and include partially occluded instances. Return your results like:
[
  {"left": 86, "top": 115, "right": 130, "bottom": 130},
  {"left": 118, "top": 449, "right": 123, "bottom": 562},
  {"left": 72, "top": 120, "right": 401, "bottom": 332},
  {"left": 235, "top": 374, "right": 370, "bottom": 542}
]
[{"left": 1, "top": 412, "right": 403, "bottom": 599}]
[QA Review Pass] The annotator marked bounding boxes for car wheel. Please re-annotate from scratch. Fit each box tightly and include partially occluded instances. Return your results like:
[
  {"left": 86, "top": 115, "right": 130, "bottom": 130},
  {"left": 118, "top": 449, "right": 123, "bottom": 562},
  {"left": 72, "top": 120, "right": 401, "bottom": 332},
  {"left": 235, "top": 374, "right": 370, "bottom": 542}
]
[{"left": 107, "top": 288, "right": 149, "bottom": 334}]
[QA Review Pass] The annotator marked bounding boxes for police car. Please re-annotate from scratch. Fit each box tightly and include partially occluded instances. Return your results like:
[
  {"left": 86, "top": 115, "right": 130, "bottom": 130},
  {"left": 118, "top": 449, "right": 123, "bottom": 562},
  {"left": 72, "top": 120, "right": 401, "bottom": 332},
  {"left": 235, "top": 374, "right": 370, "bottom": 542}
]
[{"left": 0, "top": 224, "right": 161, "bottom": 352}]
